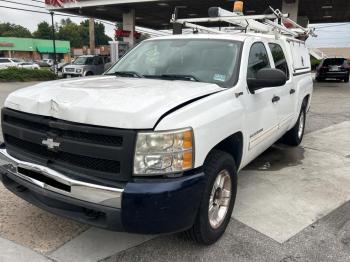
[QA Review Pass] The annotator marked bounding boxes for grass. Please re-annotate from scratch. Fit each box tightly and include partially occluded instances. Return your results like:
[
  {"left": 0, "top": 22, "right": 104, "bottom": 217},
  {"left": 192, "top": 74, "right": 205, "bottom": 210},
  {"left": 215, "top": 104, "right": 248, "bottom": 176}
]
[{"left": 0, "top": 67, "right": 57, "bottom": 82}]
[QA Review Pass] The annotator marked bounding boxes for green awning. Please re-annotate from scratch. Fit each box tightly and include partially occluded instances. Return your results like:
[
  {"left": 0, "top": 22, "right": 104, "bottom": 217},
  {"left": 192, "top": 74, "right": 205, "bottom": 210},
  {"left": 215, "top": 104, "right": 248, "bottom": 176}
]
[{"left": 37, "top": 46, "right": 70, "bottom": 54}]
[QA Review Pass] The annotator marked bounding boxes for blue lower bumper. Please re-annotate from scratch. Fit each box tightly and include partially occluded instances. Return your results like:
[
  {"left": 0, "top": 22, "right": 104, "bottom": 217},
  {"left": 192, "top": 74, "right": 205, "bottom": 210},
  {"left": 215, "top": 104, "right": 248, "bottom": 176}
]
[
  {"left": 122, "top": 173, "right": 206, "bottom": 234},
  {"left": 0, "top": 168, "right": 206, "bottom": 234}
]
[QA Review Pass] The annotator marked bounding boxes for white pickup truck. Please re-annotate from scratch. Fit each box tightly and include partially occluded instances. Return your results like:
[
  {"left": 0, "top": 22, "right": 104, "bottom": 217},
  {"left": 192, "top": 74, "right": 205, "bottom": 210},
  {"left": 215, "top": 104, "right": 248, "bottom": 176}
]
[{"left": 0, "top": 32, "right": 313, "bottom": 244}]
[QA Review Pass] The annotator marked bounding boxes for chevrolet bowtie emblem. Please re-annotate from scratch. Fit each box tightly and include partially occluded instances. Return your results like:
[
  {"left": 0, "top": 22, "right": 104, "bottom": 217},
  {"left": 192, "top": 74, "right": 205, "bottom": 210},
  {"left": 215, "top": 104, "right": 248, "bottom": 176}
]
[{"left": 42, "top": 138, "right": 60, "bottom": 150}]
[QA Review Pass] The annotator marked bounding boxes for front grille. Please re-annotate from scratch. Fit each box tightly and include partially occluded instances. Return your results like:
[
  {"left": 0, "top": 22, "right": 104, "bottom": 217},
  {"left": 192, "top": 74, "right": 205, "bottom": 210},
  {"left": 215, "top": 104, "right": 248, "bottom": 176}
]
[
  {"left": 65, "top": 68, "right": 75, "bottom": 73},
  {"left": 2, "top": 108, "right": 136, "bottom": 184}
]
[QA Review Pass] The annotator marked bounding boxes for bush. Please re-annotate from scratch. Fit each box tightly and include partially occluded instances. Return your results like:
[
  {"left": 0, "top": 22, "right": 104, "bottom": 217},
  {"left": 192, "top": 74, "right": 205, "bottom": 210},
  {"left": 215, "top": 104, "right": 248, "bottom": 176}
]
[
  {"left": 310, "top": 56, "right": 321, "bottom": 71},
  {"left": 0, "top": 67, "right": 57, "bottom": 82}
]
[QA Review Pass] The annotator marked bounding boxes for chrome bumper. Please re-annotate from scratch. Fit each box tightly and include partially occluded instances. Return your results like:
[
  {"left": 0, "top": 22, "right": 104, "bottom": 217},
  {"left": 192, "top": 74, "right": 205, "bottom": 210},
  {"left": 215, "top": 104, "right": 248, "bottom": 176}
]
[{"left": 0, "top": 149, "right": 123, "bottom": 208}]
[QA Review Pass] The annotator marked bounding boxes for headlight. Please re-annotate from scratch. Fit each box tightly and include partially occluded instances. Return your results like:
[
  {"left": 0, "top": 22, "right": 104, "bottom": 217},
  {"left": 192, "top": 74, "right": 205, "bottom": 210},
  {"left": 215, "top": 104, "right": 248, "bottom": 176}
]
[
  {"left": 76, "top": 69, "right": 82, "bottom": 73},
  {"left": 134, "top": 128, "right": 194, "bottom": 176}
]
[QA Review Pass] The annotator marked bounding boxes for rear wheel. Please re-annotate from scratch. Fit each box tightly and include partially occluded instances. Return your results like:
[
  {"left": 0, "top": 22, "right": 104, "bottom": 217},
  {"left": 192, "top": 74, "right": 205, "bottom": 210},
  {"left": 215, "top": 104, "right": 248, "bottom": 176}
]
[
  {"left": 282, "top": 105, "right": 306, "bottom": 146},
  {"left": 186, "top": 150, "right": 237, "bottom": 245}
]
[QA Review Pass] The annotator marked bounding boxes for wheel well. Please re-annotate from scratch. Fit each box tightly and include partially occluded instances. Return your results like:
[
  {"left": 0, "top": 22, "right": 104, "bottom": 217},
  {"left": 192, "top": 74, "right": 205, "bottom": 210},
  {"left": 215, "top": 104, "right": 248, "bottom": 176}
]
[
  {"left": 209, "top": 132, "right": 243, "bottom": 169},
  {"left": 303, "top": 95, "right": 310, "bottom": 109}
]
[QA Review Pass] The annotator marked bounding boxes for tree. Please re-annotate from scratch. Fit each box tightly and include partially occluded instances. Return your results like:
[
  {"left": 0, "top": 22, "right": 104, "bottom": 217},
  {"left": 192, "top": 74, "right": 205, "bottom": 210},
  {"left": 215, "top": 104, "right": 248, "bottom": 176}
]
[
  {"left": 0, "top": 23, "right": 32, "bottom": 38},
  {"left": 33, "top": 21, "right": 52, "bottom": 39},
  {"left": 56, "top": 19, "right": 112, "bottom": 48},
  {"left": 94, "top": 22, "right": 112, "bottom": 45},
  {"left": 60, "top": 18, "right": 74, "bottom": 26},
  {"left": 57, "top": 22, "right": 83, "bottom": 48},
  {"left": 79, "top": 20, "right": 112, "bottom": 46}
]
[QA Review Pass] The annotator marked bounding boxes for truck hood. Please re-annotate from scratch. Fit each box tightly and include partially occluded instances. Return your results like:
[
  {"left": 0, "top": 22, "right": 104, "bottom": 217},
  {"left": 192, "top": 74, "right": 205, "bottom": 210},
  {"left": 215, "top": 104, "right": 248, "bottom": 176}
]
[{"left": 5, "top": 76, "right": 223, "bottom": 129}]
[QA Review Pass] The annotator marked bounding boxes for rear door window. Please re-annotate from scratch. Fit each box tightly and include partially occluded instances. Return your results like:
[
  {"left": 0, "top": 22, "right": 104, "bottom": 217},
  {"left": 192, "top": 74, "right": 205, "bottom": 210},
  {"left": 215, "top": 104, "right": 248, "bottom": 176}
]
[
  {"left": 247, "top": 42, "right": 271, "bottom": 79},
  {"left": 269, "top": 43, "right": 290, "bottom": 79},
  {"left": 93, "top": 57, "right": 103, "bottom": 65}
]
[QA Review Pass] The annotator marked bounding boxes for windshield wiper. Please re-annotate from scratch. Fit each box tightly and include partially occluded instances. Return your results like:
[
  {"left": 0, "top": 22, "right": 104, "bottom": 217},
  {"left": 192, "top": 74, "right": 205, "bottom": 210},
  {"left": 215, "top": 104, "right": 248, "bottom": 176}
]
[
  {"left": 113, "top": 71, "right": 144, "bottom": 78},
  {"left": 145, "top": 74, "right": 200, "bottom": 82}
]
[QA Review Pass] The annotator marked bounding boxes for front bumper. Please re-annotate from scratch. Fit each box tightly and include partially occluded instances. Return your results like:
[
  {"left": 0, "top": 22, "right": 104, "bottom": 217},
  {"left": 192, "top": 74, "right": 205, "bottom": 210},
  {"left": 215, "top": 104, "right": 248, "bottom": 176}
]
[
  {"left": 0, "top": 147, "right": 205, "bottom": 234},
  {"left": 63, "top": 72, "right": 83, "bottom": 77}
]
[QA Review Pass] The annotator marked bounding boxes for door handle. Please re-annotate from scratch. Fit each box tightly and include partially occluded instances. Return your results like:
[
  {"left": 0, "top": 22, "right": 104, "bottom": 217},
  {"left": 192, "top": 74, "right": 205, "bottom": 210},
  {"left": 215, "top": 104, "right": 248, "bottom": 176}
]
[
  {"left": 272, "top": 96, "right": 280, "bottom": 103},
  {"left": 290, "top": 89, "right": 296, "bottom": 95}
]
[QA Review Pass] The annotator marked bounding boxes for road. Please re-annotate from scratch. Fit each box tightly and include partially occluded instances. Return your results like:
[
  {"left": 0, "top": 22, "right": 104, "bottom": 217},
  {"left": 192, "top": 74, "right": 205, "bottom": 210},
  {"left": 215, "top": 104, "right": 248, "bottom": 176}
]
[{"left": 0, "top": 79, "right": 349, "bottom": 262}]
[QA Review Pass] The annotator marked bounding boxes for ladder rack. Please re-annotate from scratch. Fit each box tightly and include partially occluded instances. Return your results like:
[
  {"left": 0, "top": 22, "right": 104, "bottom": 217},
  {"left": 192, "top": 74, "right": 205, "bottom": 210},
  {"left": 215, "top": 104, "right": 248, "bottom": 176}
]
[{"left": 171, "top": 7, "right": 316, "bottom": 40}]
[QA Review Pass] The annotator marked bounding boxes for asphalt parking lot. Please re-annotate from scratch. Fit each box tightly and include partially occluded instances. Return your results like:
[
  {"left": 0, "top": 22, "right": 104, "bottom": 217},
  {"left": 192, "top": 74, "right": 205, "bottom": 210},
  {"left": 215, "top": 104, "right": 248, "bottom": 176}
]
[{"left": 0, "top": 79, "right": 349, "bottom": 262}]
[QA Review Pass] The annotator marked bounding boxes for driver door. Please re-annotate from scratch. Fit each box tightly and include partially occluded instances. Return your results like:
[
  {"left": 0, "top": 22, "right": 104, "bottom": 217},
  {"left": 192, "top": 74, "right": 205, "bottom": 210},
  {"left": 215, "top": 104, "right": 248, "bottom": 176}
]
[{"left": 242, "top": 41, "right": 281, "bottom": 164}]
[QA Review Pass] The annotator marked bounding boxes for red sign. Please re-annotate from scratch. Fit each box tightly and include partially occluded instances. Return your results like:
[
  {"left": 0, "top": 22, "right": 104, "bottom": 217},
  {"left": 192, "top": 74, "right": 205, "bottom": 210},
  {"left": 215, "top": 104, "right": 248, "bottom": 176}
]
[
  {"left": 0, "top": 42, "right": 14, "bottom": 47},
  {"left": 45, "top": 0, "right": 75, "bottom": 7},
  {"left": 115, "top": 29, "right": 131, "bottom": 38},
  {"left": 115, "top": 29, "right": 142, "bottom": 39}
]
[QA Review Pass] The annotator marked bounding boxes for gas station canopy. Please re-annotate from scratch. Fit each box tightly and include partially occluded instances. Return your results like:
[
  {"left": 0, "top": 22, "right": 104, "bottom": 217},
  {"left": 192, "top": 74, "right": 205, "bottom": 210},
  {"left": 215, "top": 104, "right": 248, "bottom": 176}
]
[{"left": 46, "top": 0, "right": 350, "bottom": 29}]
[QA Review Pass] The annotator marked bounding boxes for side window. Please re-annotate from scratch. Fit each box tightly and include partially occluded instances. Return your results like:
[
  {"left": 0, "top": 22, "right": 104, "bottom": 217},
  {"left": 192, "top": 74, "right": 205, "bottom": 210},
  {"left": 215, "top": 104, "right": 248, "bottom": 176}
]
[
  {"left": 93, "top": 57, "right": 100, "bottom": 65},
  {"left": 247, "top": 42, "right": 271, "bottom": 79},
  {"left": 269, "top": 43, "right": 290, "bottom": 78},
  {"left": 0, "top": 58, "right": 10, "bottom": 63}
]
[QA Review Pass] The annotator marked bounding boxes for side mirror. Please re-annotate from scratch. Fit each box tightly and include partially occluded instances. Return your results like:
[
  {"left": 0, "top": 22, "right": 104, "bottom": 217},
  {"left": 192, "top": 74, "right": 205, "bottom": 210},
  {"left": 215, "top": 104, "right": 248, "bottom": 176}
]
[{"left": 247, "top": 68, "right": 287, "bottom": 94}]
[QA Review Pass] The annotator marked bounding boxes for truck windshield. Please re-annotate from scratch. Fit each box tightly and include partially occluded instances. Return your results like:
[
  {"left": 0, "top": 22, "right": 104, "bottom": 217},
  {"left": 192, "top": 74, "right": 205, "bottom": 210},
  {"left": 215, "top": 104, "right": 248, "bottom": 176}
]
[
  {"left": 73, "top": 57, "right": 94, "bottom": 65},
  {"left": 106, "top": 39, "right": 241, "bottom": 86}
]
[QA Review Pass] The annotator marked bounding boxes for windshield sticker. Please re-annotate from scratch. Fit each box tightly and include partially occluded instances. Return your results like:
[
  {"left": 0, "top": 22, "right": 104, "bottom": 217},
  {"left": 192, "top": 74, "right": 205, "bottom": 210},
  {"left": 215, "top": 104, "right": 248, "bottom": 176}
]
[{"left": 213, "top": 74, "right": 226, "bottom": 82}]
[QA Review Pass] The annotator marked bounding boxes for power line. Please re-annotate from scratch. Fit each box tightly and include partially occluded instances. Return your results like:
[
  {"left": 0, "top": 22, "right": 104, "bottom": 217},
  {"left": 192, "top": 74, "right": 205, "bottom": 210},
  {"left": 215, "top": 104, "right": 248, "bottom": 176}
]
[
  {"left": 0, "top": 4, "right": 115, "bottom": 25},
  {"left": 0, "top": 4, "right": 48, "bottom": 14},
  {"left": 0, "top": 0, "right": 45, "bottom": 9}
]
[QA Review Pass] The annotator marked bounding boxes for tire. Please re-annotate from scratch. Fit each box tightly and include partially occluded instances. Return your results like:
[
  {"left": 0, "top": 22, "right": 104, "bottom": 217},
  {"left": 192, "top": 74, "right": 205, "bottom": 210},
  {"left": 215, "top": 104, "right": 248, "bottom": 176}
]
[
  {"left": 282, "top": 105, "right": 306, "bottom": 146},
  {"left": 186, "top": 150, "right": 237, "bottom": 245},
  {"left": 85, "top": 72, "right": 94, "bottom": 76},
  {"left": 344, "top": 76, "right": 349, "bottom": 83}
]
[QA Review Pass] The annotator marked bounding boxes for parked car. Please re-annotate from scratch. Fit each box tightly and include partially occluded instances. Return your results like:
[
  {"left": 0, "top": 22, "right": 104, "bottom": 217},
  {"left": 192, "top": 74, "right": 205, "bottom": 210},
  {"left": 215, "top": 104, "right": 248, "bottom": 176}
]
[
  {"left": 50, "top": 62, "right": 70, "bottom": 73},
  {"left": 43, "top": 59, "right": 54, "bottom": 66},
  {"left": 34, "top": 60, "right": 51, "bottom": 68},
  {"left": 316, "top": 57, "right": 350, "bottom": 82},
  {"left": 18, "top": 62, "right": 40, "bottom": 70},
  {"left": 0, "top": 17, "right": 313, "bottom": 245},
  {"left": 62, "top": 55, "right": 106, "bottom": 78},
  {"left": 0, "top": 58, "right": 24, "bottom": 69}
]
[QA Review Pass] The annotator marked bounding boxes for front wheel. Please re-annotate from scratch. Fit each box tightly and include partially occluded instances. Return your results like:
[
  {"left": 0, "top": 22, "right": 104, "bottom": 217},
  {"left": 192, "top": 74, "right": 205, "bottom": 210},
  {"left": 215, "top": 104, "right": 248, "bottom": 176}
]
[
  {"left": 186, "top": 150, "right": 237, "bottom": 245},
  {"left": 344, "top": 76, "right": 349, "bottom": 83},
  {"left": 282, "top": 106, "right": 306, "bottom": 146}
]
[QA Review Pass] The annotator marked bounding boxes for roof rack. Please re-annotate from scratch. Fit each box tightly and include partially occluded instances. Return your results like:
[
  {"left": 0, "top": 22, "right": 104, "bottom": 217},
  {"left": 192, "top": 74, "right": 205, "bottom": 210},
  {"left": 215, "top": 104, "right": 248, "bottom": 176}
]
[{"left": 171, "top": 6, "right": 316, "bottom": 41}]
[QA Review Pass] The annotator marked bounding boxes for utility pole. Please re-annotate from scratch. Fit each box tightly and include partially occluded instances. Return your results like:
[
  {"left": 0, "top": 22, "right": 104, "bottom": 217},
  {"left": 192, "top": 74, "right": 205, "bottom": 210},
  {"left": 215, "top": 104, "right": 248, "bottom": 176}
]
[
  {"left": 89, "top": 18, "right": 95, "bottom": 55},
  {"left": 50, "top": 11, "right": 57, "bottom": 75}
]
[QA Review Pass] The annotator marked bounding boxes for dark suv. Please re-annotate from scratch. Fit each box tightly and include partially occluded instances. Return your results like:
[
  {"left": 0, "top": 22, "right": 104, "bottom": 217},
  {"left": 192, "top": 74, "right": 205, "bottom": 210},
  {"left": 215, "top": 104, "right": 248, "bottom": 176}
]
[{"left": 316, "top": 58, "right": 350, "bottom": 82}]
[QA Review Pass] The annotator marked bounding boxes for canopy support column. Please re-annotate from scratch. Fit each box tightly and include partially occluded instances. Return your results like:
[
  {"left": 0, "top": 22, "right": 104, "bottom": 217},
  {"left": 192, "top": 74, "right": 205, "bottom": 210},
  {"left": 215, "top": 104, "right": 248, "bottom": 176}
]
[{"left": 123, "top": 9, "right": 135, "bottom": 47}]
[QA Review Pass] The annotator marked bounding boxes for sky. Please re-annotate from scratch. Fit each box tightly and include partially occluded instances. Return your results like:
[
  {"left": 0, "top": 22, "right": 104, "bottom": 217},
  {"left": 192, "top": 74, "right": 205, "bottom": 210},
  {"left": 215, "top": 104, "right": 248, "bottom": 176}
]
[
  {"left": 0, "top": 0, "right": 117, "bottom": 38},
  {"left": 0, "top": 0, "right": 350, "bottom": 48}
]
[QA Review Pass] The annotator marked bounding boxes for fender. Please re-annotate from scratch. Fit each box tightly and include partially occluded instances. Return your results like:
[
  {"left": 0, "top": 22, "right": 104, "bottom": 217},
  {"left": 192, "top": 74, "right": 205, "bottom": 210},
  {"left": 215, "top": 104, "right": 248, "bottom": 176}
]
[{"left": 155, "top": 89, "right": 245, "bottom": 168}]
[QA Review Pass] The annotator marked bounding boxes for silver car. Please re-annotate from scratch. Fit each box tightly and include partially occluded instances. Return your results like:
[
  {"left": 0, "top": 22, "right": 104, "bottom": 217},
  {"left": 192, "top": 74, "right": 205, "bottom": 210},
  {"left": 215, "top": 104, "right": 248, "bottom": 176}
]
[{"left": 62, "top": 55, "right": 106, "bottom": 78}]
